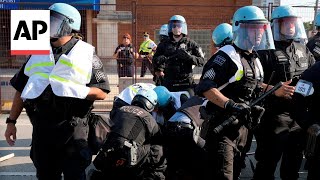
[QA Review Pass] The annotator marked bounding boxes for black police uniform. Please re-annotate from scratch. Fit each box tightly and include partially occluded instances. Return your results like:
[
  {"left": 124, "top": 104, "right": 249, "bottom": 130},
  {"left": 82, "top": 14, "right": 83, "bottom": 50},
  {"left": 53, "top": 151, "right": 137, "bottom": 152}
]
[
  {"left": 164, "top": 96, "right": 209, "bottom": 180},
  {"left": 196, "top": 44, "right": 264, "bottom": 180},
  {"left": 10, "top": 37, "right": 110, "bottom": 180},
  {"left": 114, "top": 43, "right": 134, "bottom": 77},
  {"left": 153, "top": 37, "right": 205, "bottom": 95},
  {"left": 307, "top": 32, "right": 320, "bottom": 62},
  {"left": 293, "top": 61, "right": 320, "bottom": 180},
  {"left": 253, "top": 40, "right": 315, "bottom": 180},
  {"left": 92, "top": 105, "right": 166, "bottom": 180}
]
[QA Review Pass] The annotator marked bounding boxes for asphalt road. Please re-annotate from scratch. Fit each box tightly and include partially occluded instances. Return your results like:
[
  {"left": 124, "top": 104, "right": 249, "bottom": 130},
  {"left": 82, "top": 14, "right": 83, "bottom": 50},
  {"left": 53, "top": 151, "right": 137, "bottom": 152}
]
[{"left": 0, "top": 113, "right": 308, "bottom": 180}]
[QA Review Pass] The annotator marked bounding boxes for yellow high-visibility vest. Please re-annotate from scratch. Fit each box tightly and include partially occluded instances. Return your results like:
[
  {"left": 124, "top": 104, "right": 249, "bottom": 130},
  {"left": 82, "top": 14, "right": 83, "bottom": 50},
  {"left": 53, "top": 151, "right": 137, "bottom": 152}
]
[{"left": 139, "top": 39, "right": 155, "bottom": 56}]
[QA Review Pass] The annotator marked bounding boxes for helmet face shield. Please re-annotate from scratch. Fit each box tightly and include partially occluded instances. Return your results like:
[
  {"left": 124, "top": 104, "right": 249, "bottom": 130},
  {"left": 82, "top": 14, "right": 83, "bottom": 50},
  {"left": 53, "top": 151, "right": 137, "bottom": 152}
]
[
  {"left": 168, "top": 20, "right": 187, "bottom": 36},
  {"left": 50, "top": 11, "right": 73, "bottom": 38},
  {"left": 272, "top": 17, "right": 307, "bottom": 41},
  {"left": 233, "top": 22, "right": 275, "bottom": 51}
]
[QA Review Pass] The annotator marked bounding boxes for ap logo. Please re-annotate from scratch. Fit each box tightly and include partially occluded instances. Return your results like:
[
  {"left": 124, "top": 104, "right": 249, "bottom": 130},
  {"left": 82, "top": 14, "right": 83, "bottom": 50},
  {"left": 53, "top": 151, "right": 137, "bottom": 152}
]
[{"left": 11, "top": 10, "right": 50, "bottom": 55}]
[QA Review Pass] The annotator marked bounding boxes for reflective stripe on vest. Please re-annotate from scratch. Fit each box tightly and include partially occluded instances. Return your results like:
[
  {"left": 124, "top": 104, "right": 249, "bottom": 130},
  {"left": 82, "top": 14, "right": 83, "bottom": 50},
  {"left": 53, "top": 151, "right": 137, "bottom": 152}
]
[
  {"left": 21, "top": 50, "right": 55, "bottom": 99},
  {"left": 219, "top": 45, "right": 244, "bottom": 83},
  {"left": 21, "top": 40, "right": 94, "bottom": 100}
]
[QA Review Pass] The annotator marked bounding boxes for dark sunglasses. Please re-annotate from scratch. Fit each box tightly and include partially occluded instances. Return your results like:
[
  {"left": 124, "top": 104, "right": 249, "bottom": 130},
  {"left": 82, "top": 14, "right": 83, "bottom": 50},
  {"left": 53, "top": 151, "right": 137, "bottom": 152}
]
[
  {"left": 172, "top": 23, "right": 182, "bottom": 28},
  {"left": 123, "top": 36, "right": 130, "bottom": 39}
]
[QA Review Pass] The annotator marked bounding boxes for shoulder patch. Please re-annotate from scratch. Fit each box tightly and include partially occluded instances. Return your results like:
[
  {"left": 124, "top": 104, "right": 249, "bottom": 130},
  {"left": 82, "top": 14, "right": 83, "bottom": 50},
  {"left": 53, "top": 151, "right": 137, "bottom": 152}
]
[
  {"left": 92, "top": 56, "right": 103, "bottom": 69},
  {"left": 213, "top": 55, "right": 226, "bottom": 66},
  {"left": 95, "top": 70, "right": 106, "bottom": 82},
  {"left": 203, "top": 68, "right": 215, "bottom": 80}
]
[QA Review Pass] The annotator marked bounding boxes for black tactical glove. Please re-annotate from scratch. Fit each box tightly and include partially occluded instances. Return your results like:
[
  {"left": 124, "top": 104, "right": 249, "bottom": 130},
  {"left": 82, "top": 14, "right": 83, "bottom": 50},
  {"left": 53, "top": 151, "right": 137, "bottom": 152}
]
[
  {"left": 176, "top": 49, "right": 193, "bottom": 62},
  {"left": 157, "top": 55, "right": 168, "bottom": 64},
  {"left": 225, "top": 99, "right": 251, "bottom": 116}
]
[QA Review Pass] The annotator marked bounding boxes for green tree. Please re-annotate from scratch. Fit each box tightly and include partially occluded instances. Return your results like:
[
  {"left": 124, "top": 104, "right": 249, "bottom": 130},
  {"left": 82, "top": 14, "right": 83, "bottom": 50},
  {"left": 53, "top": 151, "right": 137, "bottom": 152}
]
[{"left": 304, "top": 21, "right": 314, "bottom": 31}]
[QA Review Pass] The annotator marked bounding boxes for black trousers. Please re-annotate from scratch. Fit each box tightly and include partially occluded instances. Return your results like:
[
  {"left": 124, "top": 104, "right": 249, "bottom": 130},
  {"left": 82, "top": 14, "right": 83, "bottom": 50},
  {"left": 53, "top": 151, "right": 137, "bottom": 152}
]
[
  {"left": 164, "top": 124, "right": 209, "bottom": 180},
  {"left": 117, "top": 61, "right": 133, "bottom": 77},
  {"left": 253, "top": 121, "right": 305, "bottom": 180},
  {"left": 140, "top": 57, "right": 154, "bottom": 77},
  {"left": 206, "top": 125, "right": 248, "bottom": 180},
  {"left": 29, "top": 111, "right": 92, "bottom": 180},
  {"left": 307, "top": 158, "right": 320, "bottom": 180}
]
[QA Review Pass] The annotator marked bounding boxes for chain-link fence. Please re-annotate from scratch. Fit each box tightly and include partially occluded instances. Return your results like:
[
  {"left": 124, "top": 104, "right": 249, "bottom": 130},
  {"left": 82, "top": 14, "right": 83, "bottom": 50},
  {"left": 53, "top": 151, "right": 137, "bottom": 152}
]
[{"left": 0, "top": 2, "right": 318, "bottom": 113}]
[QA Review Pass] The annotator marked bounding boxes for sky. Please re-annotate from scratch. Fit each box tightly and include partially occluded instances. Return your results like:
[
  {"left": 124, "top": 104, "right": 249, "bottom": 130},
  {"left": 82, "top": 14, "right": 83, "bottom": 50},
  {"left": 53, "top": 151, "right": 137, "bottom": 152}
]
[{"left": 281, "top": 0, "right": 317, "bottom": 22}]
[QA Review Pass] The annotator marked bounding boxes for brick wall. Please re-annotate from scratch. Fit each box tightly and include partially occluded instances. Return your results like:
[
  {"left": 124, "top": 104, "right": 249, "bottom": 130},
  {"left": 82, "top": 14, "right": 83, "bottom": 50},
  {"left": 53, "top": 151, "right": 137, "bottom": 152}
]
[{"left": 116, "top": 0, "right": 252, "bottom": 55}]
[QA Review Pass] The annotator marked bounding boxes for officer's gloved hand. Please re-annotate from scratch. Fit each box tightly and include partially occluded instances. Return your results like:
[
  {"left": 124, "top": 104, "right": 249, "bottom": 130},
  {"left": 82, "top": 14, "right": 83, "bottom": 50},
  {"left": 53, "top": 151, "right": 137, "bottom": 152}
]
[
  {"left": 225, "top": 99, "right": 251, "bottom": 116},
  {"left": 157, "top": 55, "right": 168, "bottom": 64},
  {"left": 176, "top": 49, "right": 193, "bottom": 62}
]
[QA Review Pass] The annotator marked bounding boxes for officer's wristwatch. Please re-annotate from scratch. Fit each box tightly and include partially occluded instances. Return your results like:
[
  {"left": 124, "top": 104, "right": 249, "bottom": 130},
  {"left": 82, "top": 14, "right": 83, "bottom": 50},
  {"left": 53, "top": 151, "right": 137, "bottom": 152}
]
[{"left": 6, "top": 117, "right": 17, "bottom": 125}]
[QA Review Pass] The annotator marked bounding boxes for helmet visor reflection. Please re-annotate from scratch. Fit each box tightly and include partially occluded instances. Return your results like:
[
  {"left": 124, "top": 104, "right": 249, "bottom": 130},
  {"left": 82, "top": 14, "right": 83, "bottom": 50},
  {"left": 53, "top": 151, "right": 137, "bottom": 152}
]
[{"left": 50, "top": 11, "right": 72, "bottom": 38}]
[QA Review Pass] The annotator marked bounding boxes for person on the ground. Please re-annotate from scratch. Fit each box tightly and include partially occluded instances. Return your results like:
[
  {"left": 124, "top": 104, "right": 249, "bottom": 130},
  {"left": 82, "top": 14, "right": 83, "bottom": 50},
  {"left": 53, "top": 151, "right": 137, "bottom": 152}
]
[{"left": 91, "top": 89, "right": 166, "bottom": 180}]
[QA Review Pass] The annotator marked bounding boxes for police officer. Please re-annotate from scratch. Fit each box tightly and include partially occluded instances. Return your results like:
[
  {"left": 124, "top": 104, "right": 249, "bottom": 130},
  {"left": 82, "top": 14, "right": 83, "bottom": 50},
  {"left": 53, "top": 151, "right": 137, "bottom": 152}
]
[
  {"left": 253, "top": 5, "right": 315, "bottom": 180},
  {"left": 111, "top": 83, "right": 187, "bottom": 125},
  {"left": 111, "top": 83, "right": 156, "bottom": 112},
  {"left": 91, "top": 89, "right": 166, "bottom": 180},
  {"left": 153, "top": 15, "right": 205, "bottom": 96},
  {"left": 292, "top": 62, "right": 320, "bottom": 180},
  {"left": 164, "top": 96, "right": 209, "bottom": 180},
  {"left": 159, "top": 24, "right": 169, "bottom": 43},
  {"left": 4, "top": 3, "right": 110, "bottom": 180},
  {"left": 307, "top": 12, "right": 320, "bottom": 62},
  {"left": 195, "top": 6, "right": 289, "bottom": 180},
  {"left": 139, "top": 32, "right": 157, "bottom": 77},
  {"left": 212, "top": 23, "right": 233, "bottom": 49},
  {"left": 113, "top": 33, "right": 137, "bottom": 77}
]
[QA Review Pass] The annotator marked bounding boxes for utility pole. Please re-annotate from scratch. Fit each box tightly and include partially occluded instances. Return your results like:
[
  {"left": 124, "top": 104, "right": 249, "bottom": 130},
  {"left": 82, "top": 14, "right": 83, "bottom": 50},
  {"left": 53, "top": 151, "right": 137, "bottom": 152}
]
[{"left": 314, "top": 0, "right": 319, "bottom": 30}]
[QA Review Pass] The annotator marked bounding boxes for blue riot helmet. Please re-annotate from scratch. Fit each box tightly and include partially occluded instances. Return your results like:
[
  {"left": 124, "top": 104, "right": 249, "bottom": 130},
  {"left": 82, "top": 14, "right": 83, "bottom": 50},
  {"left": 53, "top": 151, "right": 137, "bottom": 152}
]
[
  {"left": 159, "top": 24, "right": 169, "bottom": 42},
  {"left": 159, "top": 24, "right": 168, "bottom": 36},
  {"left": 315, "top": 13, "right": 320, "bottom": 27},
  {"left": 153, "top": 86, "right": 172, "bottom": 108},
  {"left": 131, "top": 89, "right": 158, "bottom": 112},
  {"left": 271, "top": 5, "right": 307, "bottom": 42},
  {"left": 168, "top": 15, "right": 187, "bottom": 36},
  {"left": 49, "top": 3, "right": 81, "bottom": 38},
  {"left": 212, "top": 23, "right": 233, "bottom": 48},
  {"left": 232, "top": 6, "right": 275, "bottom": 51}
]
